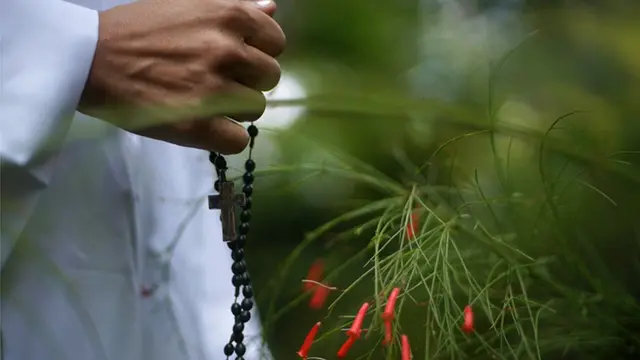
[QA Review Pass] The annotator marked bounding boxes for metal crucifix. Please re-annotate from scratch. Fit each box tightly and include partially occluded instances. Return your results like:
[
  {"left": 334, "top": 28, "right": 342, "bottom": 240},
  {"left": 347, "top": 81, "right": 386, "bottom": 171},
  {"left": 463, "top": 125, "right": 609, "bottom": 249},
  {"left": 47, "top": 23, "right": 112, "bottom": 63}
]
[{"left": 208, "top": 181, "right": 246, "bottom": 242}]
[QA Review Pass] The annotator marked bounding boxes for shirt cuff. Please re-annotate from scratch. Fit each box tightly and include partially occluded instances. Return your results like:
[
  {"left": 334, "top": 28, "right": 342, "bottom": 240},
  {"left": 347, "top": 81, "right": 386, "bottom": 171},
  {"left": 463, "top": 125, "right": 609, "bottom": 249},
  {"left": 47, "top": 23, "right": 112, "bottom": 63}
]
[{"left": 0, "top": 0, "right": 99, "bottom": 167}]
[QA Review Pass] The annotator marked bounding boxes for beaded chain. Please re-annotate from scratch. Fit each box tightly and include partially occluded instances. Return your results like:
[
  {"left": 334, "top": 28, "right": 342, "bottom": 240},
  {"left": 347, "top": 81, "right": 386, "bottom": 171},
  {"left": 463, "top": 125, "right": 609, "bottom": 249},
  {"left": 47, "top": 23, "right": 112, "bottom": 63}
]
[{"left": 209, "top": 123, "right": 259, "bottom": 360}]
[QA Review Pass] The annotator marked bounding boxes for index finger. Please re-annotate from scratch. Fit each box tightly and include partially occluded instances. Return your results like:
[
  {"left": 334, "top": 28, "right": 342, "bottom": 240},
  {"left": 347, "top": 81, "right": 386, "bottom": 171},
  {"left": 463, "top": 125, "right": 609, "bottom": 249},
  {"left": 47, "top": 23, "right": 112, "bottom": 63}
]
[{"left": 241, "top": 3, "right": 286, "bottom": 57}]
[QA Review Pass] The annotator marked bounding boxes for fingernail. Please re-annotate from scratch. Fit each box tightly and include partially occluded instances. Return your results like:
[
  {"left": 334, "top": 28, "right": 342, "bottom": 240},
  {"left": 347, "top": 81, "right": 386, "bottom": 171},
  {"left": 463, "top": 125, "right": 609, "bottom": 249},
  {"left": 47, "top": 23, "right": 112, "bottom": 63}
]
[{"left": 253, "top": 0, "right": 273, "bottom": 8}]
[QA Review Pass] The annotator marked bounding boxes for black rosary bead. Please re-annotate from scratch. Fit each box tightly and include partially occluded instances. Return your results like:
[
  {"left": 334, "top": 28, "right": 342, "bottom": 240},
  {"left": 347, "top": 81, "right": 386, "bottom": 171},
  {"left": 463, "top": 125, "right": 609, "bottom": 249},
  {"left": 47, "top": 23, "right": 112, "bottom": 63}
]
[
  {"left": 240, "top": 210, "right": 251, "bottom": 222},
  {"left": 231, "top": 249, "right": 244, "bottom": 261},
  {"left": 231, "top": 261, "right": 246, "bottom": 274},
  {"left": 232, "top": 332, "right": 244, "bottom": 343},
  {"left": 232, "top": 274, "right": 244, "bottom": 287},
  {"left": 242, "top": 172, "right": 254, "bottom": 184},
  {"left": 213, "top": 155, "right": 227, "bottom": 169},
  {"left": 242, "top": 185, "right": 253, "bottom": 196},
  {"left": 238, "top": 223, "right": 250, "bottom": 235},
  {"left": 209, "top": 152, "right": 217, "bottom": 164},
  {"left": 233, "top": 322, "right": 244, "bottom": 334},
  {"left": 247, "top": 125, "right": 258, "bottom": 138},
  {"left": 241, "top": 298, "right": 254, "bottom": 311},
  {"left": 244, "top": 159, "right": 256, "bottom": 172},
  {"left": 241, "top": 273, "right": 251, "bottom": 285},
  {"left": 235, "top": 235, "right": 247, "bottom": 248},
  {"left": 231, "top": 303, "right": 241, "bottom": 316},
  {"left": 224, "top": 343, "right": 235, "bottom": 356},
  {"left": 216, "top": 123, "right": 259, "bottom": 358},
  {"left": 238, "top": 311, "right": 251, "bottom": 323},
  {"left": 243, "top": 197, "right": 252, "bottom": 210},
  {"left": 235, "top": 343, "right": 247, "bottom": 356},
  {"left": 242, "top": 285, "right": 253, "bottom": 298}
]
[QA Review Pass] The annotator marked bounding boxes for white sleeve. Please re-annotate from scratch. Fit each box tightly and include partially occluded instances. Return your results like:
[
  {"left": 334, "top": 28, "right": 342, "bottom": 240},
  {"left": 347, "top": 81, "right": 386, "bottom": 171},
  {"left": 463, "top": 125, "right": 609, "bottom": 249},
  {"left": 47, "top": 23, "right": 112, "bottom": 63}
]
[{"left": 0, "top": 0, "right": 99, "bottom": 268}]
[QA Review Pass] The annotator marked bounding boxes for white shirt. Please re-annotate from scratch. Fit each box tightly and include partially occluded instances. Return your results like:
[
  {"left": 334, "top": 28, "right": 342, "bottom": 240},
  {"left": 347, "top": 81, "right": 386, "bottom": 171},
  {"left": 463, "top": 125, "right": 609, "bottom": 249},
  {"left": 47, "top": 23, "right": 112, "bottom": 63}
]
[{"left": 0, "top": 1, "right": 269, "bottom": 359}]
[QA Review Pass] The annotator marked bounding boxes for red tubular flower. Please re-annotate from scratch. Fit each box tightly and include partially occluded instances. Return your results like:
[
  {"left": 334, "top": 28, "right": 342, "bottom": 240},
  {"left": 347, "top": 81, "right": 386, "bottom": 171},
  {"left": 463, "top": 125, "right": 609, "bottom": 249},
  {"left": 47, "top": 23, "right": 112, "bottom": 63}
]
[
  {"left": 348, "top": 302, "right": 370, "bottom": 339},
  {"left": 337, "top": 336, "right": 356, "bottom": 358},
  {"left": 337, "top": 302, "right": 370, "bottom": 358},
  {"left": 308, "top": 285, "right": 330, "bottom": 310},
  {"left": 401, "top": 334, "right": 411, "bottom": 360},
  {"left": 462, "top": 305, "right": 474, "bottom": 333},
  {"left": 297, "top": 322, "right": 321, "bottom": 359},
  {"left": 304, "top": 259, "right": 333, "bottom": 310},
  {"left": 381, "top": 287, "right": 400, "bottom": 344},
  {"left": 382, "top": 288, "right": 400, "bottom": 321},
  {"left": 406, "top": 209, "right": 420, "bottom": 239},
  {"left": 383, "top": 320, "right": 393, "bottom": 345},
  {"left": 304, "top": 259, "right": 324, "bottom": 291}
]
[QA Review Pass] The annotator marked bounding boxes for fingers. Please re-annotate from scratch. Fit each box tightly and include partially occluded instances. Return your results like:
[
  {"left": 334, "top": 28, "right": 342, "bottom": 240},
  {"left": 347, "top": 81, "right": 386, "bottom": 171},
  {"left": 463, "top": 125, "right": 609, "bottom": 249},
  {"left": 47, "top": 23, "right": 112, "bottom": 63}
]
[
  {"left": 142, "top": 0, "right": 283, "bottom": 154},
  {"left": 232, "top": 45, "right": 281, "bottom": 91},
  {"left": 244, "top": 14, "right": 286, "bottom": 57},
  {"left": 140, "top": 117, "right": 250, "bottom": 155},
  {"left": 233, "top": 1, "right": 286, "bottom": 57},
  {"left": 213, "top": 2, "right": 284, "bottom": 90},
  {"left": 194, "top": 116, "right": 250, "bottom": 154},
  {"left": 138, "top": 80, "right": 265, "bottom": 153},
  {"left": 212, "top": 0, "right": 284, "bottom": 90},
  {"left": 208, "top": 81, "right": 267, "bottom": 122}
]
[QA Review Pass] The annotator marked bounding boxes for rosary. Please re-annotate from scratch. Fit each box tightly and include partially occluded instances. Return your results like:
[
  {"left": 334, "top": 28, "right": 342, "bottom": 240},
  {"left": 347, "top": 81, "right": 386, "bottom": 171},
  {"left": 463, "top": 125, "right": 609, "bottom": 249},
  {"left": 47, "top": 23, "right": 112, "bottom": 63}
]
[{"left": 208, "top": 123, "right": 259, "bottom": 360}]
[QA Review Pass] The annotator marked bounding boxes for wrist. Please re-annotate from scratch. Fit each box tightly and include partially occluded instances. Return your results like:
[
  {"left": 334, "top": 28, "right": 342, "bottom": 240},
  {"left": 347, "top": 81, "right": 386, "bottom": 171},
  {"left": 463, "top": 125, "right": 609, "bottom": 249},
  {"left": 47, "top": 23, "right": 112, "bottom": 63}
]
[{"left": 78, "top": 11, "right": 111, "bottom": 116}]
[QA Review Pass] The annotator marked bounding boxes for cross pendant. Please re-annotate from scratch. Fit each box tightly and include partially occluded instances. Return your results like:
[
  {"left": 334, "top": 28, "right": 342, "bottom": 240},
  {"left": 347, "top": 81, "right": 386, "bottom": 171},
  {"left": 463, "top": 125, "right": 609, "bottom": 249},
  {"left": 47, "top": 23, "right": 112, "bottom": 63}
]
[{"left": 208, "top": 181, "right": 246, "bottom": 242}]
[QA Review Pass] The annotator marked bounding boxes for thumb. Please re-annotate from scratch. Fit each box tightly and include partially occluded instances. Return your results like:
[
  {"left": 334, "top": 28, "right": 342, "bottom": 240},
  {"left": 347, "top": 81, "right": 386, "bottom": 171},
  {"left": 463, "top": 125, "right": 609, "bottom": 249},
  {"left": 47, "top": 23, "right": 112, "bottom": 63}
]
[{"left": 250, "top": 0, "right": 277, "bottom": 17}]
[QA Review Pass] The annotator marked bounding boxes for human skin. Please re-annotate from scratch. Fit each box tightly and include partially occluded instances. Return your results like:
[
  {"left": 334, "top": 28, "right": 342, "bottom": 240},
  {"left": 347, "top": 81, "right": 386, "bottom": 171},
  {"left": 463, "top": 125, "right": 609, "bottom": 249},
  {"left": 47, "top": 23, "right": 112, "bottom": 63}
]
[{"left": 79, "top": 0, "right": 286, "bottom": 154}]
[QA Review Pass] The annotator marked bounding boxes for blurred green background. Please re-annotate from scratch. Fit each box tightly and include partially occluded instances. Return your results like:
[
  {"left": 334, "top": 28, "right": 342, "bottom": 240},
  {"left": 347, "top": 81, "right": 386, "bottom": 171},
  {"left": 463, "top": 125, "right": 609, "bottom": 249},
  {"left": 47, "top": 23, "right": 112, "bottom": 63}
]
[{"left": 232, "top": 0, "right": 640, "bottom": 359}]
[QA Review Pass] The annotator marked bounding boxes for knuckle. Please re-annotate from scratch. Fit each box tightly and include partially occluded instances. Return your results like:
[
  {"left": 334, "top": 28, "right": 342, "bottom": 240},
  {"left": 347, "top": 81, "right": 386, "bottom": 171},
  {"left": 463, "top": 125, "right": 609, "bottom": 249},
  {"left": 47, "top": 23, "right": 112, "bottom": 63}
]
[
  {"left": 219, "top": 2, "right": 250, "bottom": 27},
  {"left": 185, "top": 63, "right": 209, "bottom": 83},
  {"left": 217, "top": 41, "right": 247, "bottom": 65},
  {"left": 202, "top": 77, "right": 226, "bottom": 97}
]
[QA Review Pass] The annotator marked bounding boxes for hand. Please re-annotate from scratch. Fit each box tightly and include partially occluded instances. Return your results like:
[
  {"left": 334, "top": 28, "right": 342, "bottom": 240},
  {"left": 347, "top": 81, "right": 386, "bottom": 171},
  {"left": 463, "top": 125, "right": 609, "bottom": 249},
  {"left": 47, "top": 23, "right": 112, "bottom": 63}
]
[{"left": 79, "top": 0, "right": 285, "bottom": 154}]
